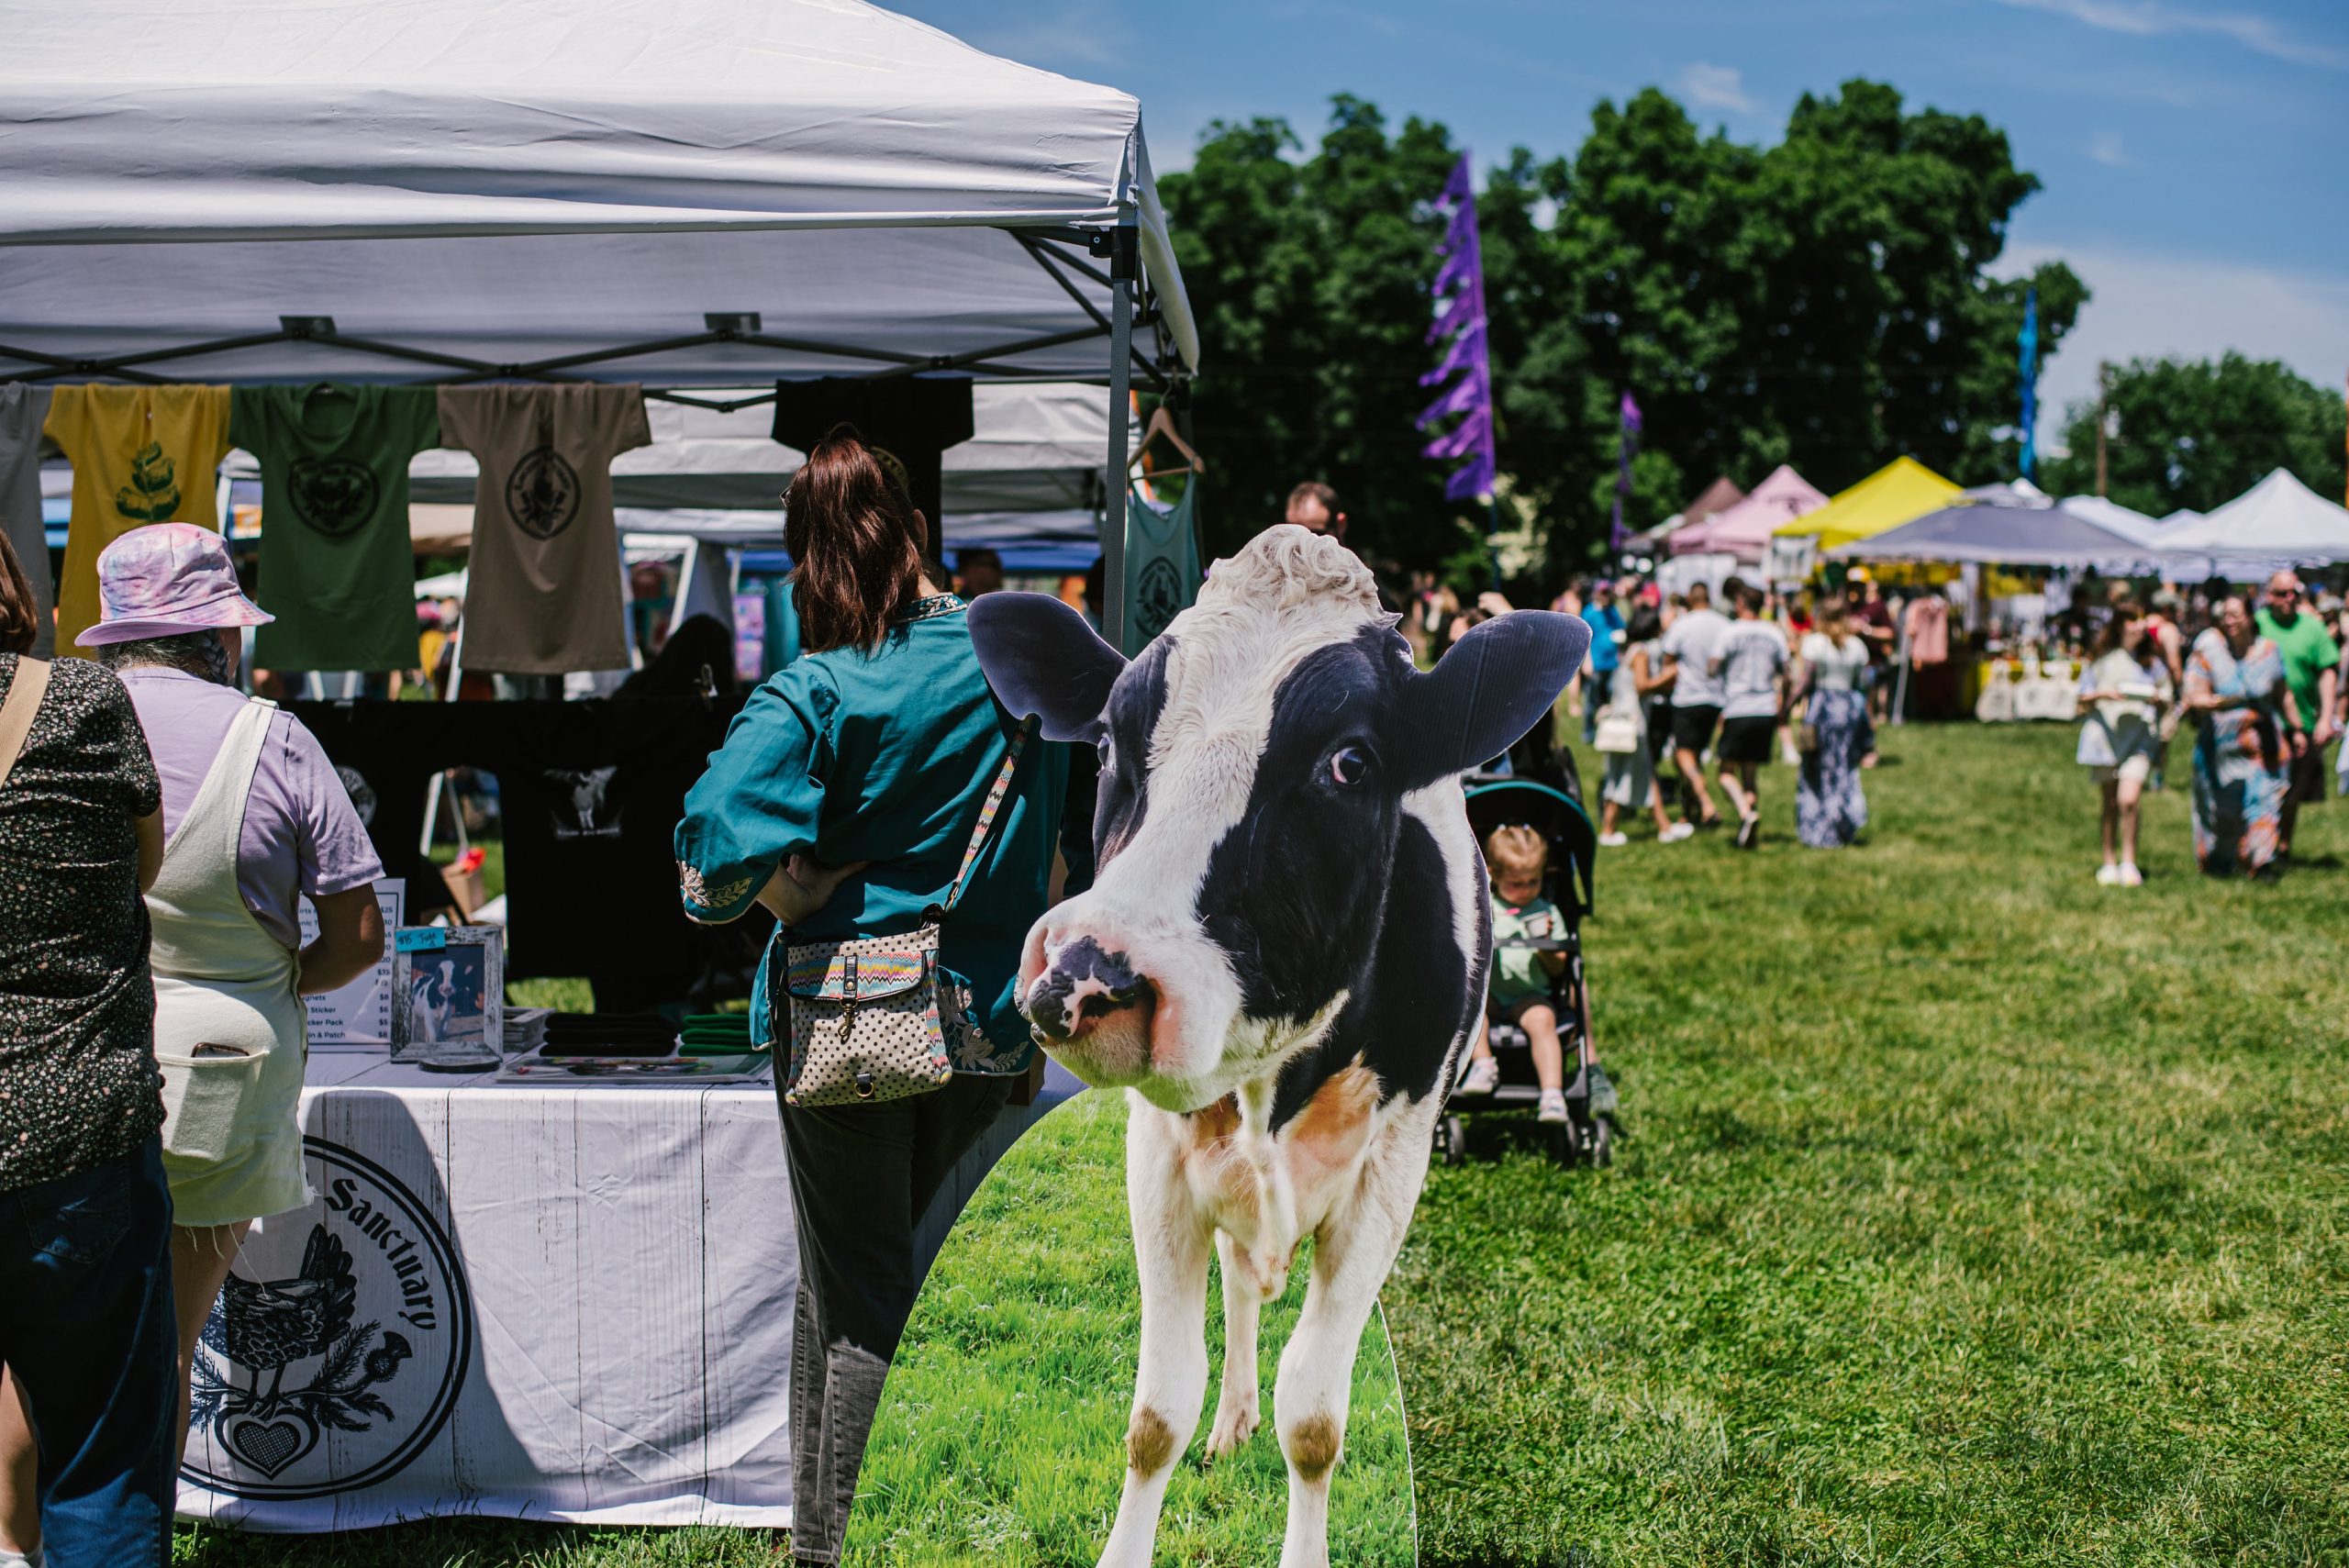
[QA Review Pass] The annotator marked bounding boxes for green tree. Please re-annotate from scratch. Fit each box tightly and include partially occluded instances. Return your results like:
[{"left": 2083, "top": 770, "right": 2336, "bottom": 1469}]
[
  {"left": 1159, "top": 83, "right": 2085, "bottom": 588},
  {"left": 2043, "top": 353, "right": 2348, "bottom": 517}
]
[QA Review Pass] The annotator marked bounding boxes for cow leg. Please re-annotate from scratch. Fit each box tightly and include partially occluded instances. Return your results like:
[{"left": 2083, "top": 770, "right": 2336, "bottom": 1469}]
[
  {"left": 1206, "top": 1229, "right": 1263, "bottom": 1459},
  {"left": 1271, "top": 1124, "right": 1430, "bottom": 1568},
  {"left": 1098, "top": 1101, "right": 1212, "bottom": 1568}
]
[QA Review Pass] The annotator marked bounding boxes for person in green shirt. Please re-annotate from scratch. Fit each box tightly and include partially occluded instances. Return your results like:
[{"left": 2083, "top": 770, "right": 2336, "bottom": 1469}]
[
  {"left": 2254, "top": 570, "right": 2340, "bottom": 858},
  {"left": 674, "top": 427, "right": 1067, "bottom": 1567}
]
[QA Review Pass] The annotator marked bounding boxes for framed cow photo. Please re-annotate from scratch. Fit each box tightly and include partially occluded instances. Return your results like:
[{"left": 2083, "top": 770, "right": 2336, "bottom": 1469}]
[{"left": 389, "top": 926, "right": 506, "bottom": 1068}]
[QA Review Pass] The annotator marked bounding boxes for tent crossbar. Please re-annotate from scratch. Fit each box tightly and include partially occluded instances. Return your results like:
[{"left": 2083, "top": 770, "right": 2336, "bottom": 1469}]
[
  {"left": 0, "top": 320, "right": 1163, "bottom": 388},
  {"left": 1015, "top": 240, "right": 1169, "bottom": 393}
]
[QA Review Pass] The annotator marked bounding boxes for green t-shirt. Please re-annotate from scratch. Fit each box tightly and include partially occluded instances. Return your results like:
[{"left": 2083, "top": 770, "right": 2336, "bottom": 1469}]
[
  {"left": 1489, "top": 894, "right": 1564, "bottom": 1007},
  {"left": 231, "top": 384, "right": 440, "bottom": 673},
  {"left": 2255, "top": 607, "right": 2340, "bottom": 729}
]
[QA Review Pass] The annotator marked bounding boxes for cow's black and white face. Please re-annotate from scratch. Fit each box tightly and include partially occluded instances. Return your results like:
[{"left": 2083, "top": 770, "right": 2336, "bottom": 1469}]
[{"left": 969, "top": 527, "right": 1587, "bottom": 1112}]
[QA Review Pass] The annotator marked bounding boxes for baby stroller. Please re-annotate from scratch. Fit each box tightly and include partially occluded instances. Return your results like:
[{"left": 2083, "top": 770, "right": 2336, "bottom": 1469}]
[{"left": 1439, "top": 775, "right": 1612, "bottom": 1168}]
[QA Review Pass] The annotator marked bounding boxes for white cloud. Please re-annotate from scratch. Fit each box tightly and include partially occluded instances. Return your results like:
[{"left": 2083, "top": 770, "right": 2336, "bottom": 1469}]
[
  {"left": 2087, "top": 130, "right": 2131, "bottom": 166},
  {"left": 1675, "top": 61, "right": 1754, "bottom": 113},
  {"left": 1990, "top": 0, "right": 2349, "bottom": 70},
  {"left": 1998, "top": 242, "right": 2349, "bottom": 437}
]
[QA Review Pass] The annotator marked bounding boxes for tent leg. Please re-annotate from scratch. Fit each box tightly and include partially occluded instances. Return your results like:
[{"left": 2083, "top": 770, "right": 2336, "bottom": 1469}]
[{"left": 1102, "top": 231, "right": 1136, "bottom": 653}]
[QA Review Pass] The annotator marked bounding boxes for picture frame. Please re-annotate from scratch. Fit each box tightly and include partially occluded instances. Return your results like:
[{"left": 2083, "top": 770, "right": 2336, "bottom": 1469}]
[{"left": 389, "top": 925, "right": 505, "bottom": 1067}]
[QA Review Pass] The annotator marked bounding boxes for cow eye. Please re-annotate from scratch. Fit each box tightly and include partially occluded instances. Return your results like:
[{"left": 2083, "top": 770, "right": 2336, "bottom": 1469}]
[{"left": 1328, "top": 746, "right": 1368, "bottom": 787}]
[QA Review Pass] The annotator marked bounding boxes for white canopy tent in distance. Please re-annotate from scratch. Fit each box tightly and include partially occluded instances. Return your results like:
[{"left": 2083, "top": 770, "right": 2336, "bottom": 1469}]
[{"left": 0, "top": 0, "right": 1200, "bottom": 651}]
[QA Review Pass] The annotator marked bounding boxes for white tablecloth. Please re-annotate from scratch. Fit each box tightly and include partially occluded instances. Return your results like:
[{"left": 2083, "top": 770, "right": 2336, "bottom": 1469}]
[{"left": 178, "top": 1052, "right": 1069, "bottom": 1532}]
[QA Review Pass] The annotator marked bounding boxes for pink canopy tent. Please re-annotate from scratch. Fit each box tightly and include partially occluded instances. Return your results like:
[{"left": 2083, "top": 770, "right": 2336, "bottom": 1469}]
[{"left": 1670, "top": 464, "right": 1828, "bottom": 562}]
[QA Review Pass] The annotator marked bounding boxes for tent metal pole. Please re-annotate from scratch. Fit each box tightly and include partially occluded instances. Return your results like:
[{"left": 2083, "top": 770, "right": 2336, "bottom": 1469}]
[{"left": 1102, "top": 219, "right": 1138, "bottom": 653}]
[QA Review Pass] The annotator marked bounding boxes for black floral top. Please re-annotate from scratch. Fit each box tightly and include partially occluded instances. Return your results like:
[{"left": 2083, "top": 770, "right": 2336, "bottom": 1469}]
[{"left": 0, "top": 653, "right": 166, "bottom": 1192}]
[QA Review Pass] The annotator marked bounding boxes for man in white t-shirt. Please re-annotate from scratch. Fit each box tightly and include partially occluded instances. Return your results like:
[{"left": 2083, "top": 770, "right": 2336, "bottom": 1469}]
[
  {"left": 1709, "top": 582, "right": 1789, "bottom": 848},
  {"left": 1659, "top": 580, "right": 1731, "bottom": 828}
]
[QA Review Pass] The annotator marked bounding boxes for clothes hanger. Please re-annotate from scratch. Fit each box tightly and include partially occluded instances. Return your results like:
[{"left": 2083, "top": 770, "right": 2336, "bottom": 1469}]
[{"left": 1128, "top": 404, "right": 1204, "bottom": 481}]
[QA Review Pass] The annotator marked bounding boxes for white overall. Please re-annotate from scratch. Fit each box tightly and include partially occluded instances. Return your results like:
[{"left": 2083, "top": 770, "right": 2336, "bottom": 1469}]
[{"left": 149, "top": 695, "right": 310, "bottom": 1229}]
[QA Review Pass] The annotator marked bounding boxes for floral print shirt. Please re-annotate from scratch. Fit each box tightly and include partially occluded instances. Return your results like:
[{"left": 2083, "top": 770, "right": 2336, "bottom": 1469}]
[{"left": 0, "top": 653, "right": 166, "bottom": 1191}]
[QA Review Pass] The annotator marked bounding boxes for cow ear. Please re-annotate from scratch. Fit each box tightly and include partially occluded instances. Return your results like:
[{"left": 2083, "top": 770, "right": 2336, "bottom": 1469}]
[
  {"left": 1400, "top": 610, "right": 1591, "bottom": 784},
  {"left": 966, "top": 592, "right": 1128, "bottom": 743}
]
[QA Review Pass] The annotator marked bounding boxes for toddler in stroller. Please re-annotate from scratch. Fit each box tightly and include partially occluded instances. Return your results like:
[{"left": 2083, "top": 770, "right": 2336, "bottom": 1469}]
[
  {"left": 1457, "top": 826, "right": 1575, "bottom": 1121},
  {"left": 1442, "top": 778, "right": 1617, "bottom": 1166}
]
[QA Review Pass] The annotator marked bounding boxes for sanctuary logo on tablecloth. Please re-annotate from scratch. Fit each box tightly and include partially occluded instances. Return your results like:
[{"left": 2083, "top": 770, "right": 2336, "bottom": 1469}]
[{"left": 184, "top": 1139, "right": 473, "bottom": 1500}]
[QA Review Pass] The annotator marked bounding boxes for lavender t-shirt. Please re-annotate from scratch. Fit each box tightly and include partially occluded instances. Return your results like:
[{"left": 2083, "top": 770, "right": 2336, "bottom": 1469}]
[{"left": 121, "top": 668, "right": 384, "bottom": 951}]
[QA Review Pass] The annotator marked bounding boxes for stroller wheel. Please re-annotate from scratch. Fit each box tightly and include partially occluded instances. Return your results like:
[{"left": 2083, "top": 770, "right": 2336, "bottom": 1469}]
[
  {"left": 1441, "top": 1115, "right": 1468, "bottom": 1167},
  {"left": 1588, "top": 1114, "right": 1614, "bottom": 1169}
]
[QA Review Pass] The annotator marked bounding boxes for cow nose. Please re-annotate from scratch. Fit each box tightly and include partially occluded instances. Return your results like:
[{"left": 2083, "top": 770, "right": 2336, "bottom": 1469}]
[{"left": 1025, "top": 936, "right": 1154, "bottom": 1042}]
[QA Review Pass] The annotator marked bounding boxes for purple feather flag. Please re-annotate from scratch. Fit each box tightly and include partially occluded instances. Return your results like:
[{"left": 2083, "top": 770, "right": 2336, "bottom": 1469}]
[
  {"left": 1421, "top": 406, "right": 1489, "bottom": 462},
  {"left": 1419, "top": 322, "right": 1484, "bottom": 388},
  {"left": 1418, "top": 372, "right": 1482, "bottom": 428},
  {"left": 1609, "top": 391, "right": 1642, "bottom": 550},
  {"left": 1426, "top": 288, "right": 1478, "bottom": 347},
  {"left": 1417, "top": 150, "right": 1497, "bottom": 506},
  {"left": 1445, "top": 451, "right": 1497, "bottom": 502}
]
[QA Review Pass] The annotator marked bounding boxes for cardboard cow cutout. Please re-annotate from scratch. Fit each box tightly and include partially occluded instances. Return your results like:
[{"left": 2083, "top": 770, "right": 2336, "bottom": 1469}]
[{"left": 970, "top": 527, "right": 1586, "bottom": 1568}]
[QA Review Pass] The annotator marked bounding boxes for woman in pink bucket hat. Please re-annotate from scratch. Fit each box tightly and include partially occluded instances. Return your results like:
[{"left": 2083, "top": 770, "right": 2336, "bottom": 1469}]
[{"left": 16, "top": 524, "right": 388, "bottom": 1485}]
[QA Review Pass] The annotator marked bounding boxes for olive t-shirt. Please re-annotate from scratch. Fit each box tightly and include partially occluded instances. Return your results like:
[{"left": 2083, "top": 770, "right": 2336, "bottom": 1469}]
[
  {"left": 232, "top": 384, "right": 441, "bottom": 673},
  {"left": 438, "top": 385, "right": 652, "bottom": 675}
]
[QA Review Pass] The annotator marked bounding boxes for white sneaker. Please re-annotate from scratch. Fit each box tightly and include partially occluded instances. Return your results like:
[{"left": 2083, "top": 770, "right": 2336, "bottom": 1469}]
[
  {"left": 1598, "top": 831, "right": 1629, "bottom": 848},
  {"left": 1, "top": 1544, "right": 43, "bottom": 1568},
  {"left": 1659, "top": 821, "right": 1697, "bottom": 844},
  {"left": 2118, "top": 862, "right": 2143, "bottom": 886},
  {"left": 1456, "top": 1057, "right": 1500, "bottom": 1096},
  {"left": 2096, "top": 863, "right": 2121, "bottom": 885},
  {"left": 1536, "top": 1089, "right": 1570, "bottom": 1124}
]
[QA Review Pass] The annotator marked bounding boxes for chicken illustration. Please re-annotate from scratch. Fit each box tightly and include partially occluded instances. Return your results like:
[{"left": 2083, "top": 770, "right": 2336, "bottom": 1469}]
[{"left": 201, "top": 1224, "right": 357, "bottom": 1407}]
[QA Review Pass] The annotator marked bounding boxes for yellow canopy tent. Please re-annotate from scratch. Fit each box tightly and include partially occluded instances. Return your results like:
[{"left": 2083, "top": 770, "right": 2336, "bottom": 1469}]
[{"left": 1772, "top": 456, "right": 1959, "bottom": 551}]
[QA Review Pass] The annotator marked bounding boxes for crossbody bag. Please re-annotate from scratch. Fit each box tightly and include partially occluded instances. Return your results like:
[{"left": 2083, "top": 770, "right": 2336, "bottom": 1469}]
[
  {"left": 778, "top": 718, "right": 1031, "bottom": 1107},
  {"left": 0, "top": 658, "right": 50, "bottom": 793}
]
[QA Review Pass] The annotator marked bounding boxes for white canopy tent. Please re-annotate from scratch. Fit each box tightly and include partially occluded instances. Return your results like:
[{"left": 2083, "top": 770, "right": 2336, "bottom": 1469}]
[
  {"left": 2155, "top": 469, "right": 2349, "bottom": 565},
  {"left": 0, "top": 0, "right": 1196, "bottom": 644}
]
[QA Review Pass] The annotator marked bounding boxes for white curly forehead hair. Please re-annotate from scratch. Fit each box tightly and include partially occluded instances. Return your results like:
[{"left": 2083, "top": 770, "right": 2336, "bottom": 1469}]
[{"left": 1197, "top": 523, "right": 1386, "bottom": 617}]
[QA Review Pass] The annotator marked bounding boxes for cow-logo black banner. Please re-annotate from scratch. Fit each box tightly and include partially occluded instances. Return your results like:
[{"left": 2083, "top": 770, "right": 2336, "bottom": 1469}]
[{"left": 183, "top": 1139, "right": 473, "bottom": 1500}]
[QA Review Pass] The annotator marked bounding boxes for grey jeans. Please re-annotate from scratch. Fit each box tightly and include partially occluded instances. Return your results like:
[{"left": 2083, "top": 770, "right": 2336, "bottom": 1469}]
[{"left": 778, "top": 1072, "right": 1013, "bottom": 1564}]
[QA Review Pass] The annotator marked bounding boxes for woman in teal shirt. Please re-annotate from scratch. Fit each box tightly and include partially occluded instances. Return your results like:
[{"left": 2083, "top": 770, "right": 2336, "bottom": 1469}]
[{"left": 675, "top": 428, "right": 1064, "bottom": 1566}]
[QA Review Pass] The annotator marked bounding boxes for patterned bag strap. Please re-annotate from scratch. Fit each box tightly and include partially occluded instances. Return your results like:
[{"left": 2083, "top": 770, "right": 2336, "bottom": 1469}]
[
  {"left": 0, "top": 658, "right": 50, "bottom": 795},
  {"left": 938, "top": 717, "right": 1033, "bottom": 918}
]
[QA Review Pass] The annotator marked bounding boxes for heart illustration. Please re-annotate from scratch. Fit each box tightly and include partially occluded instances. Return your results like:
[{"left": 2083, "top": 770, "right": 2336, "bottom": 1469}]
[{"left": 222, "top": 1412, "right": 319, "bottom": 1478}]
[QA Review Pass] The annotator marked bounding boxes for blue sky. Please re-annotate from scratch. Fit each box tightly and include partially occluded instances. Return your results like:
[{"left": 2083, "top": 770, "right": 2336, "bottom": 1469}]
[{"left": 899, "top": 0, "right": 2347, "bottom": 444}]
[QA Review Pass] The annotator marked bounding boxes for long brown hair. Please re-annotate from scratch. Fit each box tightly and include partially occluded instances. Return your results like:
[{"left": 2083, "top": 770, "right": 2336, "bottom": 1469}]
[
  {"left": 784, "top": 424, "right": 926, "bottom": 653},
  {"left": 0, "top": 525, "right": 38, "bottom": 656},
  {"left": 2093, "top": 601, "right": 2145, "bottom": 659}
]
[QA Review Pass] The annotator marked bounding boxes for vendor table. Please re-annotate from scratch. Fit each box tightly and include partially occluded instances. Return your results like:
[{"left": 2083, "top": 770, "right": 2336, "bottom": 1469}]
[{"left": 177, "top": 1051, "right": 1071, "bottom": 1533}]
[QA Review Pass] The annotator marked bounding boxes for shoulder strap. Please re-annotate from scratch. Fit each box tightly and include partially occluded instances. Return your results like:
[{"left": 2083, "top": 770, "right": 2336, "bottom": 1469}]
[
  {"left": 0, "top": 658, "right": 51, "bottom": 795},
  {"left": 938, "top": 717, "right": 1033, "bottom": 918}
]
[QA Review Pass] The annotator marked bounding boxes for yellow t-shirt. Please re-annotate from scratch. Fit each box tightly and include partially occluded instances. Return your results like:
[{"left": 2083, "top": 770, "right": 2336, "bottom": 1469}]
[{"left": 44, "top": 385, "right": 233, "bottom": 648}]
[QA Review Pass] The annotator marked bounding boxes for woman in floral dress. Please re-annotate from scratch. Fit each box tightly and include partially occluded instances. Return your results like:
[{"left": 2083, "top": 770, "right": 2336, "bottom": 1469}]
[{"left": 2182, "top": 595, "right": 2305, "bottom": 879}]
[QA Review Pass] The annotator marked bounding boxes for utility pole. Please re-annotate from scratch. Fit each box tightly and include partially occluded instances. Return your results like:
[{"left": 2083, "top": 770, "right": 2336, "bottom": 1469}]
[{"left": 2095, "top": 361, "right": 2111, "bottom": 499}]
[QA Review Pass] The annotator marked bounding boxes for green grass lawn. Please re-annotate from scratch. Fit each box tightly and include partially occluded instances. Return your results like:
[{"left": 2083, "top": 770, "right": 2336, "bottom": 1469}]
[
  {"left": 845, "top": 1086, "right": 1415, "bottom": 1567},
  {"left": 171, "top": 721, "right": 2349, "bottom": 1565},
  {"left": 1390, "top": 721, "right": 2349, "bottom": 1567}
]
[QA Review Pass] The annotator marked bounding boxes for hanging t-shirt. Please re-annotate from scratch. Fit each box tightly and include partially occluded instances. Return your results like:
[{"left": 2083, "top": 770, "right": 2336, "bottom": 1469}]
[
  {"left": 43, "top": 384, "right": 233, "bottom": 649},
  {"left": 0, "top": 385, "right": 55, "bottom": 657},
  {"left": 437, "top": 385, "right": 651, "bottom": 674},
  {"left": 232, "top": 384, "right": 440, "bottom": 673},
  {"left": 771, "top": 377, "right": 974, "bottom": 558},
  {"left": 1111, "top": 481, "right": 1203, "bottom": 656}
]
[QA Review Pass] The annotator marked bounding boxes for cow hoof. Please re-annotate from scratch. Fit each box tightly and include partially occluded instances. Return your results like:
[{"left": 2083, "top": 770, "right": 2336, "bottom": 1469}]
[{"left": 1205, "top": 1396, "right": 1261, "bottom": 1461}]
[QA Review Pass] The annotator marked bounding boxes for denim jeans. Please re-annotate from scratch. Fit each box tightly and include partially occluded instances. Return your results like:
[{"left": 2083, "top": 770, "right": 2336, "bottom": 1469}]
[
  {"left": 1582, "top": 664, "right": 1618, "bottom": 742},
  {"left": 0, "top": 1139, "right": 177, "bottom": 1568},
  {"left": 777, "top": 1073, "right": 1012, "bottom": 1564}
]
